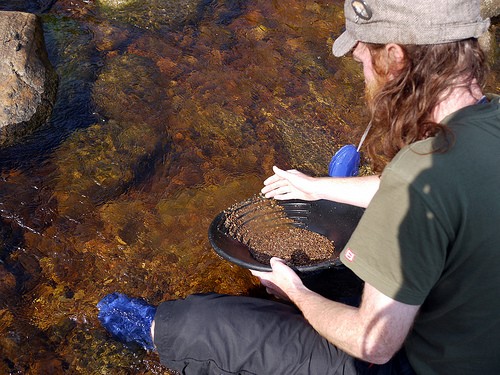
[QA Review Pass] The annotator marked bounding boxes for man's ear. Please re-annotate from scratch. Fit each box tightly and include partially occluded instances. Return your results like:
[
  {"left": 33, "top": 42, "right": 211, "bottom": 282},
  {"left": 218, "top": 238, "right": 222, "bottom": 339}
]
[{"left": 385, "top": 43, "right": 406, "bottom": 74}]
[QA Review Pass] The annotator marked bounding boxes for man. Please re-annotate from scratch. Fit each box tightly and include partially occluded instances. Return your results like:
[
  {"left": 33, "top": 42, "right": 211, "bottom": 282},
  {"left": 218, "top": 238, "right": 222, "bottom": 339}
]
[{"left": 98, "top": 0, "right": 499, "bottom": 373}]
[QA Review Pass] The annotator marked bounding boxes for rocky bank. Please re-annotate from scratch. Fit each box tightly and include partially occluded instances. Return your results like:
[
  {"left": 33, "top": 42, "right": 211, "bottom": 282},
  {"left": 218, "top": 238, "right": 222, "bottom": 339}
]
[{"left": 0, "top": 11, "right": 57, "bottom": 146}]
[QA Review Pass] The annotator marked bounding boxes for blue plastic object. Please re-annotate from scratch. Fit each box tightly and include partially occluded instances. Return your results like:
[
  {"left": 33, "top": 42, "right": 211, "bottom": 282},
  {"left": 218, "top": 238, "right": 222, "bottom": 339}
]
[
  {"left": 97, "top": 292, "right": 156, "bottom": 350},
  {"left": 328, "top": 144, "right": 360, "bottom": 177}
]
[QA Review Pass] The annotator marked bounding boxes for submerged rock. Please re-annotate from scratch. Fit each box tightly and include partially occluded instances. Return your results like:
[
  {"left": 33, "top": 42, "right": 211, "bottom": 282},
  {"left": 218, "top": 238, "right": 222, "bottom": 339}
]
[
  {"left": 0, "top": 0, "right": 57, "bottom": 14},
  {"left": 52, "top": 52, "right": 172, "bottom": 219},
  {"left": 0, "top": 11, "right": 57, "bottom": 147},
  {"left": 96, "top": 0, "right": 205, "bottom": 32}
]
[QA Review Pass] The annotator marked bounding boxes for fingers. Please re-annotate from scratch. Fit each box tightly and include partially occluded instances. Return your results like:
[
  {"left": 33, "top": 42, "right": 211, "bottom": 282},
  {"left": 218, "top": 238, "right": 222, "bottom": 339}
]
[
  {"left": 262, "top": 166, "right": 312, "bottom": 198},
  {"left": 262, "top": 166, "right": 296, "bottom": 186},
  {"left": 250, "top": 269, "right": 270, "bottom": 278},
  {"left": 261, "top": 166, "right": 298, "bottom": 198},
  {"left": 251, "top": 260, "right": 290, "bottom": 301},
  {"left": 261, "top": 180, "right": 291, "bottom": 198},
  {"left": 262, "top": 176, "right": 288, "bottom": 191},
  {"left": 262, "top": 173, "right": 283, "bottom": 187},
  {"left": 273, "top": 166, "right": 301, "bottom": 179},
  {"left": 250, "top": 258, "right": 285, "bottom": 279},
  {"left": 274, "top": 166, "right": 300, "bottom": 177},
  {"left": 264, "top": 186, "right": 295, "bottom": 199}
]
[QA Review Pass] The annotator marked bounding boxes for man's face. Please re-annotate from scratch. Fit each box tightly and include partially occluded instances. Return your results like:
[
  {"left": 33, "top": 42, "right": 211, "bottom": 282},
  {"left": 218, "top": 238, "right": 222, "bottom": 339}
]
[{"left": 352, "top": 42, "right": 386, "bottom": 104}]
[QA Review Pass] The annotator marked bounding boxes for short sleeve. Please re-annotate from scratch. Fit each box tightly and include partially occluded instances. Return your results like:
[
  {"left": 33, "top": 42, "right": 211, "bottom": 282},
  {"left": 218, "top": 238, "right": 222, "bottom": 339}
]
[{"left": 340, "top": 167, "right": 450, "bottom": 305}]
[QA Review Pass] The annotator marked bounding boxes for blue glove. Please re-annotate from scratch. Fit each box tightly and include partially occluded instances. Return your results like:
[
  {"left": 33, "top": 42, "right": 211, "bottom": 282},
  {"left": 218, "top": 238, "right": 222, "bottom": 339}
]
[
  {"left": 97, "top": 292, "right": 156, "bottom": 350},
  {"left": 328, "top": 144, "right": 360, "bottom": 177}
]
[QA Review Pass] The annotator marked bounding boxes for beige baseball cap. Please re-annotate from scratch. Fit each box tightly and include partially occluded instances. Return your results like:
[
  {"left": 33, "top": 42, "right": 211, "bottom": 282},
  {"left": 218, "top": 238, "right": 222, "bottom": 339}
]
[{"left": 332, "top": 0, "right": 491, "bottom": 57}]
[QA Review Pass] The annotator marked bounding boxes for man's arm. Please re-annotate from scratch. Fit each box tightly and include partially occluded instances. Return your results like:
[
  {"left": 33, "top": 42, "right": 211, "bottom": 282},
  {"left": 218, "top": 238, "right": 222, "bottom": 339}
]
[
  {"left": 261, "top": 166, "right": 380, "bottom": 208},
  {"left": 252, "top": 258, "right": 419, "bottom": 364}
]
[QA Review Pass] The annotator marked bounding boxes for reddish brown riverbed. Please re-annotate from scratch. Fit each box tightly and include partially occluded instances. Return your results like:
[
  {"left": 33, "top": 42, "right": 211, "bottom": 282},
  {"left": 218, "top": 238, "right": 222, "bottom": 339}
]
[{"left": 0, "top": 0, "right": 498, "bottom": 373}]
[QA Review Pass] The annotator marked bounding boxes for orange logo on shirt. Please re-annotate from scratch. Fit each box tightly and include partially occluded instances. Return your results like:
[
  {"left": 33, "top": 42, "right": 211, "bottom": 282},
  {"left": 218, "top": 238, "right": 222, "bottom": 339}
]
[{"left": 345, "top": 248, "right": 356, "bottom": 262}]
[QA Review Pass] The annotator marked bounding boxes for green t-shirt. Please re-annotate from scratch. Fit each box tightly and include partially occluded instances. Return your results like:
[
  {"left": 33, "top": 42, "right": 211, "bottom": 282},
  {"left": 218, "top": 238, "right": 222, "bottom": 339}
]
[{"left": 340, "top": 95, "right": 500, "bottom": 374}]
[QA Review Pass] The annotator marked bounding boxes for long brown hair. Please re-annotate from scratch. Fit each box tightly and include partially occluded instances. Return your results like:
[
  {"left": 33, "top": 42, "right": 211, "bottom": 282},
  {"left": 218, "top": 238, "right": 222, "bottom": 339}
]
[{"left": 364, "top": 39, "right": 488, "bottom": 172}]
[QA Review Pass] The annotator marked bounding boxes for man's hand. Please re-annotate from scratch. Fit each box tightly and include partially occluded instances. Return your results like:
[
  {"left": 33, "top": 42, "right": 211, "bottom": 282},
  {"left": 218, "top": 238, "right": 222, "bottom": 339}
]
[
  {"left": 261, "top": 165, "right": 381, "bottom": 208},
  {"left": 250, "top": 257, "right": 306, "bottom": 301},
  {"left": 261, "top": 166, "right": 320, "bottom": 201},
  {"left": 252, "top": 258, "right": 420, "bottom": 364}
]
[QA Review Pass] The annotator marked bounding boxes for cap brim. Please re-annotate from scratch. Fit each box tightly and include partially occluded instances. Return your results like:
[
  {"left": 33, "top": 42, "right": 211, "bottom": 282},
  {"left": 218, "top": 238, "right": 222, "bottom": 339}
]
[{"left": 332, "top": 30, "right": 357, "bottom": 57}]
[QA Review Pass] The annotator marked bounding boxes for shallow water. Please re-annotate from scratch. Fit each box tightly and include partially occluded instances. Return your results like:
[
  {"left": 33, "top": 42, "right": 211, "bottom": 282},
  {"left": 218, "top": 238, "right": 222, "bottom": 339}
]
[{"left": 0, "top": 1, "right": 498, "bottom": 373}]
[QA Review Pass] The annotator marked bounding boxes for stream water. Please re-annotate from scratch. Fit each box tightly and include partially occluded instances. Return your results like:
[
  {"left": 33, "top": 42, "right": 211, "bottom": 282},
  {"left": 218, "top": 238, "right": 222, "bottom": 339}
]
[{"left": 0, "top": 0, "right": 498, "bottom": 373}]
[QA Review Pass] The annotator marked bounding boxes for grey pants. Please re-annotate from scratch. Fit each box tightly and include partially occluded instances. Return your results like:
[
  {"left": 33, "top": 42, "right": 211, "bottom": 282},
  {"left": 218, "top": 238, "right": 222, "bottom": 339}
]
[{"left": 153, "top": 293, "right": 415, "bottom": 375}]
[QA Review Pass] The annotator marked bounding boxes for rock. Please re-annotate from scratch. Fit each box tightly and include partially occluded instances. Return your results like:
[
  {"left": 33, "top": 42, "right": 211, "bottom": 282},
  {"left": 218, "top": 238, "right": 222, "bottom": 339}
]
[
  {"left": 0, "top": 0, "right": 57, "bottom": 14},
  {"left": 0, "top": 11, "right": 57, "bottom": 147}
]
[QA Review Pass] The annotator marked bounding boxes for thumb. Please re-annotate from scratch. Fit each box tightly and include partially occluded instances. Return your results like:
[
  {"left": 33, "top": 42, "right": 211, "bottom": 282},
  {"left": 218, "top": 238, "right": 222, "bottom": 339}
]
[
  {"left": 270, "top": 257, "right": 286, "bottom": 267},
  {"left": 272, "top": 166, "right": 297, "bottom": 178},
  {"left": 269, "top": 257, "right": 289, "bottom": 273},
  {"left": 272, "top": 165, "right": 284, "bottom": 175}
]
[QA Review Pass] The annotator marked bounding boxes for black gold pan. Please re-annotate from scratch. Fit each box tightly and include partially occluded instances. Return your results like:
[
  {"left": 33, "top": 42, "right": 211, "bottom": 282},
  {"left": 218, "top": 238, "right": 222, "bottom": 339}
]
[{"left": 208, "top": 198, "right": 365, "bottom": 272}]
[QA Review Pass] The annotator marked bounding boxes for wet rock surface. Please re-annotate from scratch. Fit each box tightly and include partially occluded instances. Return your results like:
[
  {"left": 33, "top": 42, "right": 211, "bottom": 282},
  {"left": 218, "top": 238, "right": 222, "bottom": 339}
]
[
  {"left": 0, "top": 0, "right": 56, "bottom": 14},
  {"left": 0, "top": 11, "right": 58, "bottom": 146}
]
